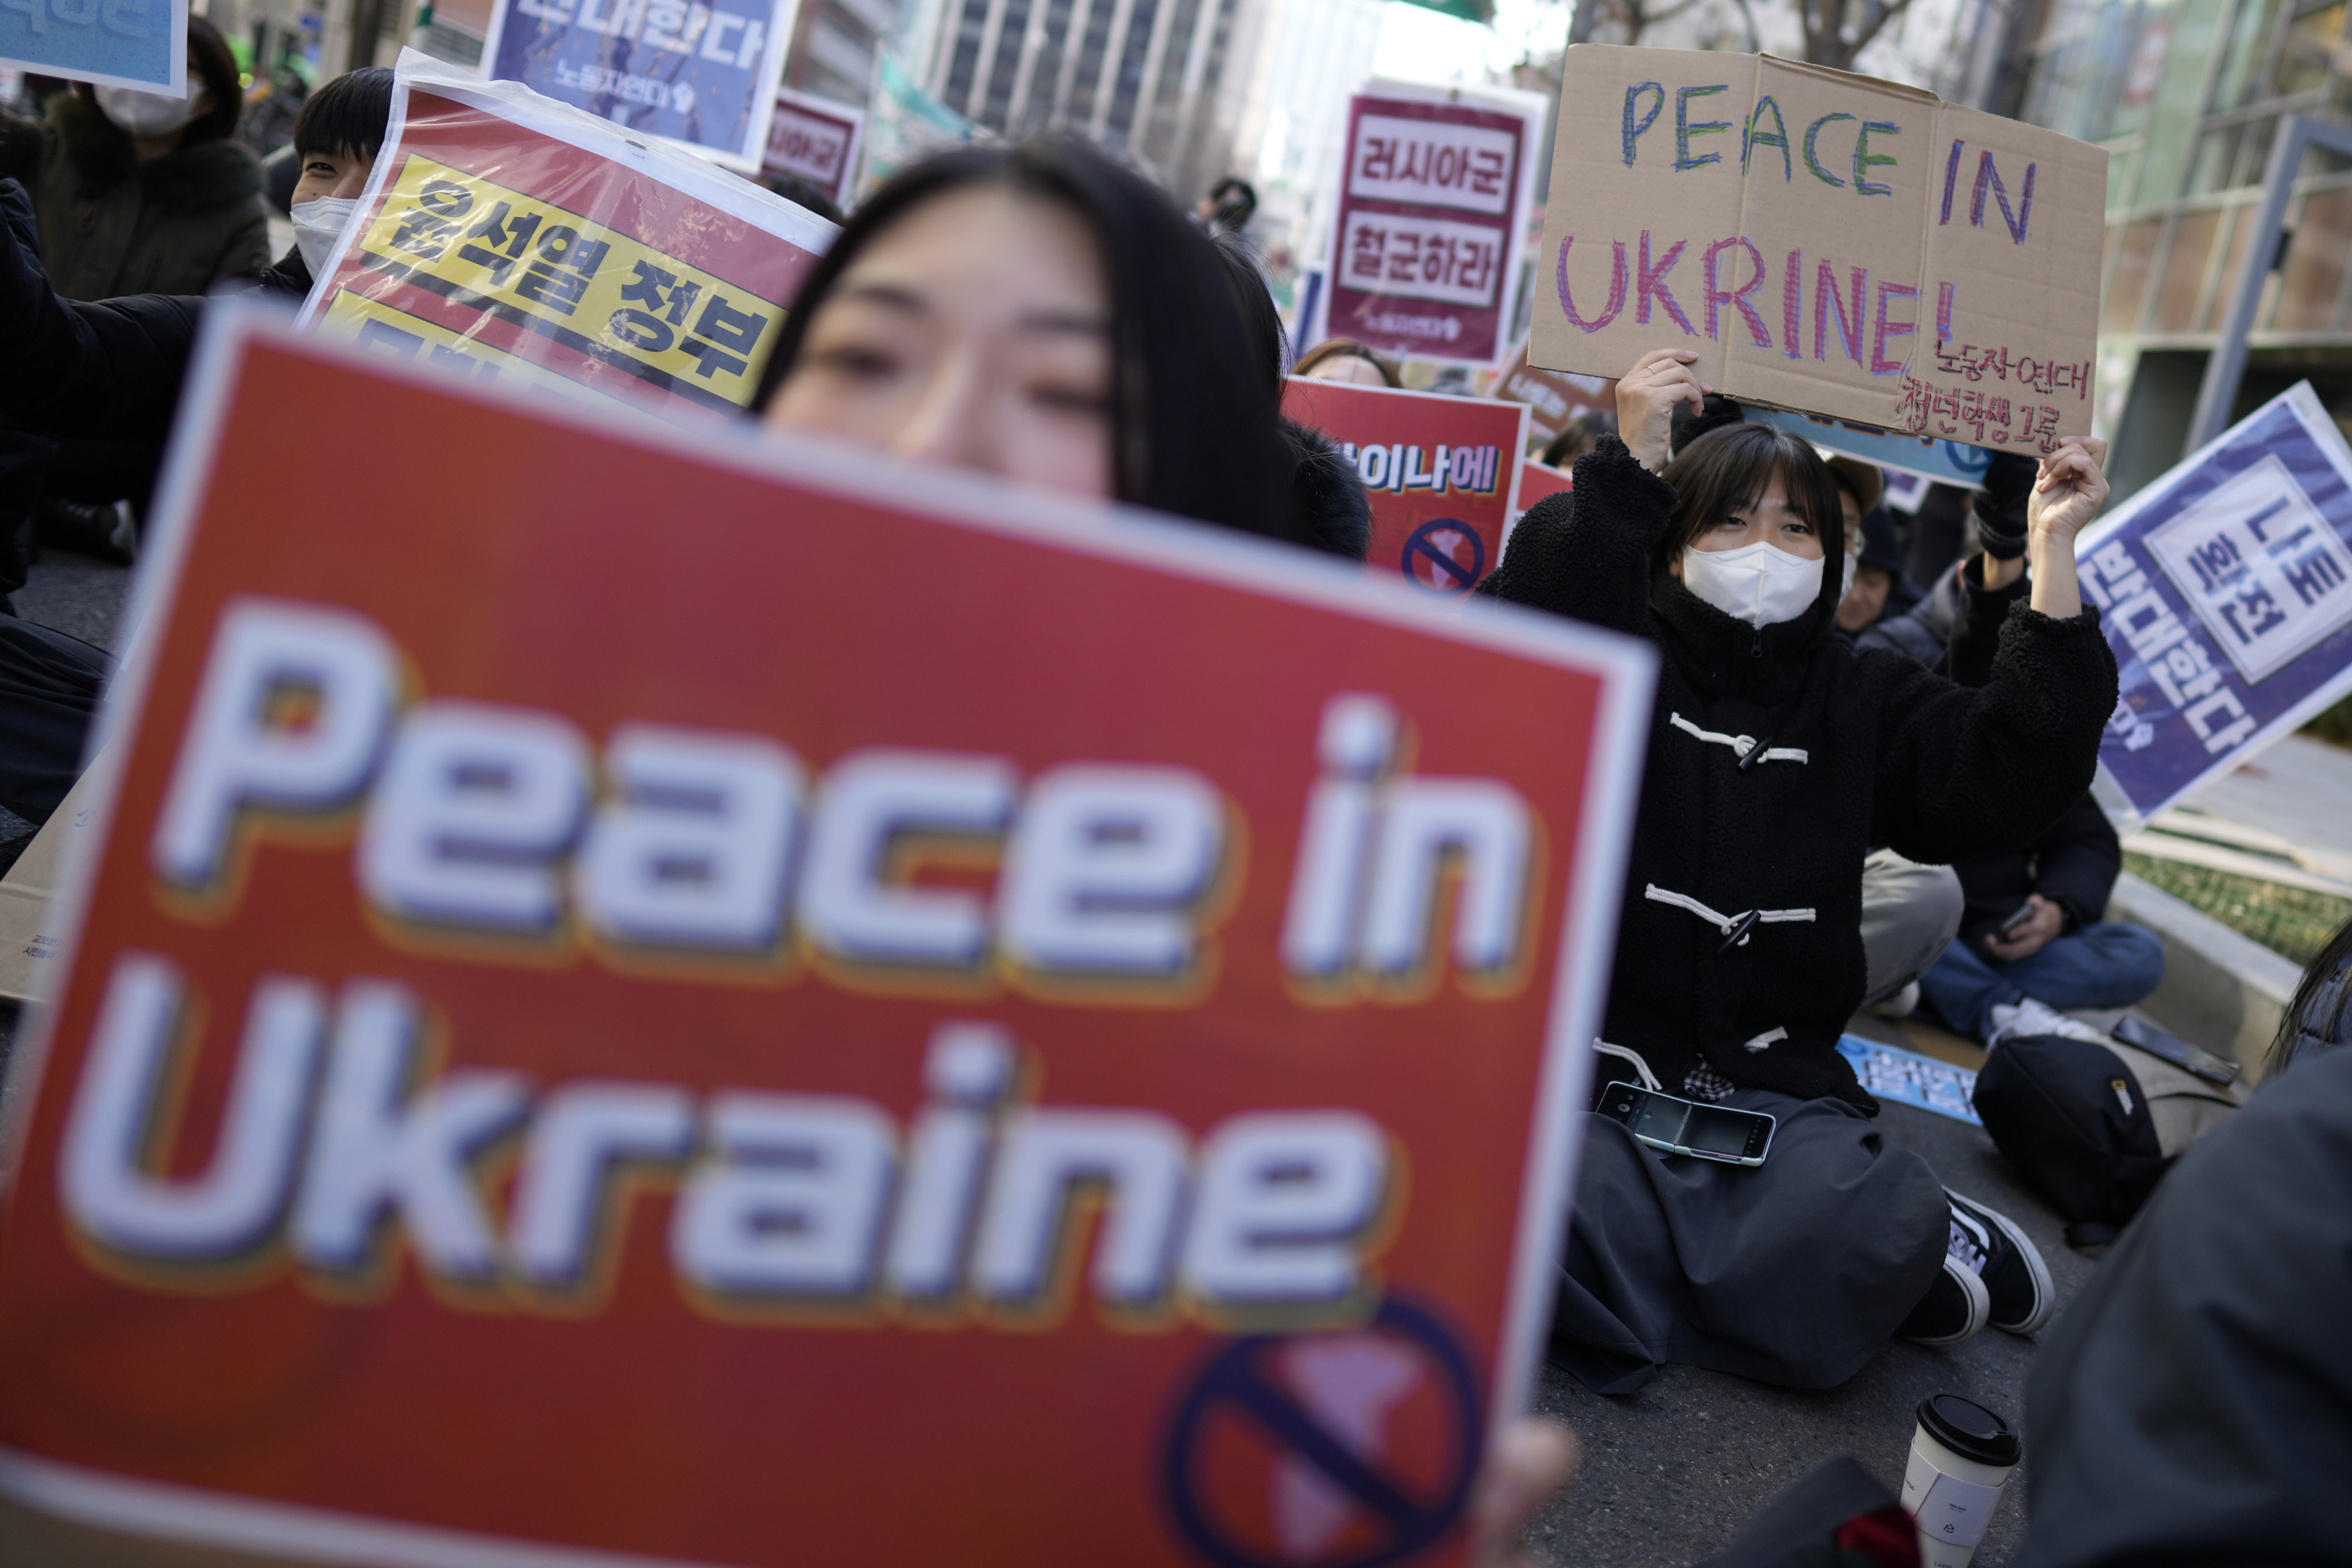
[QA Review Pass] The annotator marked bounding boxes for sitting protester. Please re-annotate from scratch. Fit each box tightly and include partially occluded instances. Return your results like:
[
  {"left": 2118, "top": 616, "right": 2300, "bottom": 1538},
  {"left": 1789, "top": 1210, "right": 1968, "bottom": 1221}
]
[
  {"left": 0, "top": 65, "right": 395, "bottom": 569},
  {"left": 2014, "top": 917, "right": 2352, "bottom": 1567},
  {"left": 750, "top": 134, "right": 1556, "bottom": 1515},
  {"left": 754, "top": 139, "right": 1356, "bottom": 551},
  {"left": 1836, "top": 505, "right": 1922, "bottom": 640},
  {"left": 1478, "top": 346, "right": 2119, "bottom": 1390},
  {"left": 1540, "top": 410, "right": 1616, "bottom": 471},
  {"left": 1920, "top": 772, "right": 2164, "bottom": 1051}
]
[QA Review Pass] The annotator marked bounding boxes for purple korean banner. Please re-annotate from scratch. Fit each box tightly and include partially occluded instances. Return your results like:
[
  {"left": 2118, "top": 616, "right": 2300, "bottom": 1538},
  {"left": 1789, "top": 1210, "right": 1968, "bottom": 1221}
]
[
  {"left": 1326, "top": 84, "right": 1538, "bottom": 370},
  {"left": 2079, "top": 381, "right": 2352, "bottom": 821}
]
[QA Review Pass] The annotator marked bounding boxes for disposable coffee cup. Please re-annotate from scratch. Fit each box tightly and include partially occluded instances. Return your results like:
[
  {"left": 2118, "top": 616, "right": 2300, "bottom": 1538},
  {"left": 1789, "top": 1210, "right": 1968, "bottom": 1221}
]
[{"left": 1901, "top": 1394, "right": 2021, "bottom": 1568}]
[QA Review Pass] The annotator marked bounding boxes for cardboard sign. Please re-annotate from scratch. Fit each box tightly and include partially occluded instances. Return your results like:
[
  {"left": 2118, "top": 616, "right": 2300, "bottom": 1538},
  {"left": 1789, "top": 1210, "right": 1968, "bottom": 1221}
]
[
  {"left": 0, "top": 752, "right": 112, "bottom": 1005},
  {"left": 1531, "top": 47, "right": 2106, "bottom": 454},
  {"left": 1282, "top": 377, "right": 1528, "bottom": 596},
  {"left": 478, "top": 0, "right": 797, "bottom": 167},
  {"left": 2079, "top": 381, "right": 2352, "bottom": 822},
  {"left": 1490, "top": 343, "right": 1611, "bottom": 449},
  {"left": 1327, "top": 82, "right": 1544, "bottom": 370},
  {"left": 1744, "top": 407, "right": 1992, "bottom": 488},
  {"left": 0, "top": 312, "right": 1654, "bottom": 1567},
  {"left": 0, "top": 0, "right": 183, "bottom": 93},
  {"left": 762, "top": 84, "right": 864, "bottom": 207},
  {"left": 300, "top": 52, "right": 833, "bottom": 425}
]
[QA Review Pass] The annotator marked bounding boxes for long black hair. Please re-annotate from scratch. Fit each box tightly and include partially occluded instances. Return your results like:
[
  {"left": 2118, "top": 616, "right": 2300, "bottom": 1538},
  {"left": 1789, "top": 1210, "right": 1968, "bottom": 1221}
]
[
  {"left": 2268, "top": 915, "right": 2352, "bottom": 1080},
  {"left": 752, "top": 140, "right": 1296, "bottom": 547}
]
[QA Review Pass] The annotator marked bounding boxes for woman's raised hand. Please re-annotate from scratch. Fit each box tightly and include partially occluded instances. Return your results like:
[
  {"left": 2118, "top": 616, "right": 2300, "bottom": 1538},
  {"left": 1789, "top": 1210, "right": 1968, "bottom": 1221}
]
[
  {"left": 2027, "top": 436, "right": 2110, "bottom": 544},
  {"left": 1615, "top": 349, "right": 1709, "bottom": 474},
  {"left": 2024, "top": 436, "right": 2111, "bottom": 621}
]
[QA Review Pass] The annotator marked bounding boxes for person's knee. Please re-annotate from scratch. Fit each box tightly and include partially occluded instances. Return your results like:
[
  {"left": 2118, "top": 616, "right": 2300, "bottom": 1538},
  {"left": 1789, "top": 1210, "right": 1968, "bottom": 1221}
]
[{"left": 2097, "top": 921, "right": 2166, "bottom": 1001}]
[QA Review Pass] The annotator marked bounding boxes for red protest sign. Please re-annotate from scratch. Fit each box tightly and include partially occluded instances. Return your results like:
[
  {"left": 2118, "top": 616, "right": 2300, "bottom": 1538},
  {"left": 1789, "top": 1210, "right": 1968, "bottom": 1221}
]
[
  {"left": 0, "top": 315, "right": 1651, "bottom": 1567},
  {"left": 1518, "top": 459, "right": 1572, "bottom": 509},
  {"left": 1327, "top": 84, "right": 1543, "bottom": 369},
  {"left": 301, "top": 57, "right": 832, "bottom": 424},
  {"left": 1283, "top": 376, "right": 1528, "bottom": 597},
  {"left": 763, "top": 85, "right": 866, "bottom": 207},
  {"left": 1491, "top": 342, "right": 1612, "bottom": 447}
]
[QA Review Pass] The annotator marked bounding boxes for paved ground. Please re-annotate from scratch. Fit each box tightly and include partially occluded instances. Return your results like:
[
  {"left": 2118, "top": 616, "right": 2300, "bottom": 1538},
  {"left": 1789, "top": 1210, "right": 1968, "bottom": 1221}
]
[
  {"left": 2181, "top": 731, "right": 2352, "bottom": 883},
  {"left": 1521, "top": 1082, "right": 2086, "bottom": 1566}
]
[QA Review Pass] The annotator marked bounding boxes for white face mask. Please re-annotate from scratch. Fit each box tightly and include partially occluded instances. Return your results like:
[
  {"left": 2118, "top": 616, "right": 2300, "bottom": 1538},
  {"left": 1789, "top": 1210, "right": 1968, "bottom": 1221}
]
[
  {"left": 94, "top": 82, "right": 206, "bottom": 138},
  {"left": 1681, "top": 539, "right": 1828, "bottom": 628},
  {"left": 291, "top": 196, "right": 363, "bottom": 279}
]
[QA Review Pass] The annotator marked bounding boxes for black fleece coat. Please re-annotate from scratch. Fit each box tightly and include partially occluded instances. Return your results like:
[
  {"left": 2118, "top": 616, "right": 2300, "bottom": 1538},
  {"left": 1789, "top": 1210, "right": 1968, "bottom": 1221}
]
[
  {"left": 1281, "top": 417, "right": 1372, "bottom": 561},
  {"left": 1476, "top": 438, "right": 2119, "bottom": 1109}
]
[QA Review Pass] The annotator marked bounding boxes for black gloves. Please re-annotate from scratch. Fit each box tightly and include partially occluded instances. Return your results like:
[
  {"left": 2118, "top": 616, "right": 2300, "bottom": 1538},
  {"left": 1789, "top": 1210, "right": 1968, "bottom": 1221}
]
[{"left": 1973, "top": 450, "right": 2037, "bottom": 561}]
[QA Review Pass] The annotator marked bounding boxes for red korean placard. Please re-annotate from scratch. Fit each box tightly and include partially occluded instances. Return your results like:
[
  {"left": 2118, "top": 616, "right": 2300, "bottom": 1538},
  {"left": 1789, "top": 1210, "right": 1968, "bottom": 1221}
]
[
  {"left": 1282, "top": 377, "right": 1528, "bottom": 598},
  {"left": 0, "top": 314, "right": 1650, "bottom": 1568}
]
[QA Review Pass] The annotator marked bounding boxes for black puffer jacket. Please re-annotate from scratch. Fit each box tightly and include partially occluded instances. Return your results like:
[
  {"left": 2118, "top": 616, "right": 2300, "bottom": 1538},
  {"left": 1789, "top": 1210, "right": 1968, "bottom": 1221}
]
[
  {"left": 0, "top": 95, "right": 270, "bottom": 299},
  {"left": 0, "top": 178, "right": 307, "bottom": 449},
  {"left": 1477, "top": 437, "right": 2118, "bottom": 1109}
]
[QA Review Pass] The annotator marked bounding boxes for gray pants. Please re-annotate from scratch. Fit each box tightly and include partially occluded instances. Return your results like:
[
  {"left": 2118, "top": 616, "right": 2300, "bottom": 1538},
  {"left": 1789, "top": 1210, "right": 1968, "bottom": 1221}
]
[
  {"left": 1860, "top": 849, "right": 1962, "bottom": 1006},
  {"left": 1553, "top": 1087, "right": 1949, "bottom": 1394}
]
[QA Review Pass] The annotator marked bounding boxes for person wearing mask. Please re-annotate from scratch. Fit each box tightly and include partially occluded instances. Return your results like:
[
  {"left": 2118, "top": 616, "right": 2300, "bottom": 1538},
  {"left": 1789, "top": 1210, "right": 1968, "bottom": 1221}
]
[
  {"left": 1477, "top": 346, "right": 2118, "bottom": 1390},
  {"left": 2014, "top": 916, "right": 2352, "bottom": 1567},
  {"left": 1192, "top": 174, "right": 1254, "bottom": 237},
  {"left": 1291, "top": 337, "right": 1400, "bottom": 388},
  {"left": 0, "top": 17, "right": 267, "bottom": 300},
  {"left": 0, "top": 64, "right": 395, "bottom": 562}
]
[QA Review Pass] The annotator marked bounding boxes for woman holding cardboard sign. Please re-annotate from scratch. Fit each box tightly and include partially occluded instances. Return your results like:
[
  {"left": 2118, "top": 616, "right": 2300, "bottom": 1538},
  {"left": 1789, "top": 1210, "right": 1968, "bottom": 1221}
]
[{"left": 1480, "top": 346, "right": 2117, "bottom": 1391}]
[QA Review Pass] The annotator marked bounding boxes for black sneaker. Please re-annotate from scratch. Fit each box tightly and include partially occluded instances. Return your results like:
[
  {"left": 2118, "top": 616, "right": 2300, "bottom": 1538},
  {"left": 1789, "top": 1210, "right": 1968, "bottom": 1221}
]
[
  {"left": 1898, "top": 1252, "right": 1990, "bottom": 1345},
  {"left": 1946, "top": 1189, "right": 2055, "bottom": 1334},
  {"left": 34, "top": 496, "right": 137, "bottom": 565}
]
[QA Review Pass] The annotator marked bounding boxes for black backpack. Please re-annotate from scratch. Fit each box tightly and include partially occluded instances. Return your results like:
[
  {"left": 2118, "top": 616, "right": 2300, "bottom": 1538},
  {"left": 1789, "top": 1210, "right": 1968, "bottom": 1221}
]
[{"left": 1971, "top": 1034, "right": 2179, "bottom": 1247}]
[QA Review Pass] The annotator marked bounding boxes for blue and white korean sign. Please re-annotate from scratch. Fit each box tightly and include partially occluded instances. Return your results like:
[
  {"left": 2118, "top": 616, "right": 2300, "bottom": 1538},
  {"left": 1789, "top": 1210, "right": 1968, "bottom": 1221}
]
[
  {"left": 480, "top": 0, "right": 797, "bottom": 168},
  {"left": 2078, "top": 381, "right": 2352, "bottom": 821},
  {"left": 0, "top": 0, "right": 184, "bottom": 94}
]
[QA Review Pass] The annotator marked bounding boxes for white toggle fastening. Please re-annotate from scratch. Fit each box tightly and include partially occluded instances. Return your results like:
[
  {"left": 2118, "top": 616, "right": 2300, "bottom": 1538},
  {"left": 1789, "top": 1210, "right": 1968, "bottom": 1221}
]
[
  {"left": 1643, "top": 885, "right": 1817, "bottom": 945},
  {"left": 1669, "top": 712, "right": 1809, "bottom": 766},
  {"left": 1743, "top": 1026, "right": 1789, "bottom": 1053},
  {"left": 1593, "top": 1038, "right": 1660, "bottom": 1090}
]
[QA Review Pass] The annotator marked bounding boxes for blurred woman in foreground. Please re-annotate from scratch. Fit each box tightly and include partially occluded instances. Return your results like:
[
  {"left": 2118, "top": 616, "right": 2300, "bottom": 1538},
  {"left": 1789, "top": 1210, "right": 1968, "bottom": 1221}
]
[{"left": 754, "top": 140, "right": 1341, "bottom": 555}]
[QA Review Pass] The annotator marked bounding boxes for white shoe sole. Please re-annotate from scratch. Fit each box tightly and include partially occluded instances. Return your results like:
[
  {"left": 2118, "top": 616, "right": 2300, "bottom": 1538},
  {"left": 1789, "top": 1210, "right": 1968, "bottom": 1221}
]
[
  {"left": 1902, "top": 1254, "right": 1991, "bottom": 1346},
  {"left": 1949, "top": 1189, "right": 2056, "bottom": 1335}
]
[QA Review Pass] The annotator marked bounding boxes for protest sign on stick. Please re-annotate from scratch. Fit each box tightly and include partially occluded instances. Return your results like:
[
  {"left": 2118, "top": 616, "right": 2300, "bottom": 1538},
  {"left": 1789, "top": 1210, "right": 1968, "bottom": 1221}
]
[
  {"left": 762, "top": 84, "right": 864, "bottom": 208},
  {"left": 1327, "top": 80, "right": 1544, "bottom": 369},
  {"left": 1283, "top": 376, "right": 1528, "bottom": 596},
  {"left": 300, "top": 51, "right": 833, "bottom": 425},
  {"left": 1532, "top": 47, "right": 2106, "bottom": 455},
  {"left": 0, "top": 0, "right": 184, "bottom": 92},
  {"left": 2077, "top": 381, "right": 2352, "bottom": 823},
  {"left": 478, "top": 0, "right": 797, "bottom": 167},
  {"left": 0, "top": 310, "right": 1654, "bottom": 1568}
]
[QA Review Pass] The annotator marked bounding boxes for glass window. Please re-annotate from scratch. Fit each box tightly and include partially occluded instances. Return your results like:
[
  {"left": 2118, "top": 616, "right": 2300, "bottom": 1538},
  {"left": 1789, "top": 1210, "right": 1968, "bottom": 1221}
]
[
  {"left": 2273, "top": 0, "right": 2346, "bottom": 95},
  {"left": 2199, "top": 203, "right": 2260, "bottom": 327},
  {"left": 2132, "top": 0, "right": 2231, "bottom": 204},
  {"left": 2104, "top": 217, "right": 2166, "bottom": 330},
  {"left": 2214, "top": 0, "right": 2287, "bottom": 106},
  {"left": 2190, "top": 122, "right": 2246, "bottom": 190},
  {"left": 2272, "top": 183, "right": 2352, "bottom": 329},
  {"left": 2152, "top": 207, "right": 2224, "bottom": 329}
]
